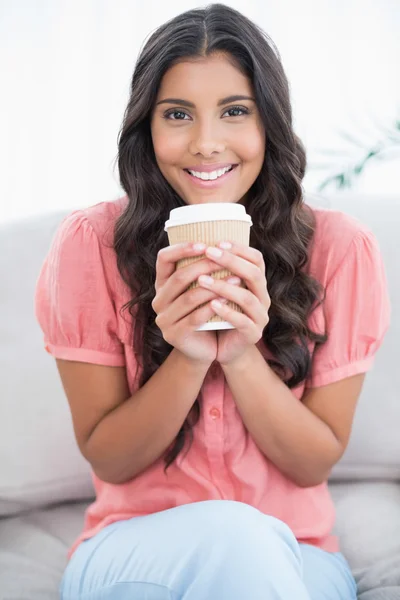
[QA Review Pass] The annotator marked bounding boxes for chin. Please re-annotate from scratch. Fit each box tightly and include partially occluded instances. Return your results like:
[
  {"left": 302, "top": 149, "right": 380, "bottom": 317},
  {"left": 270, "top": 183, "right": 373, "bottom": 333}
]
[
  {"left": 183, "top": 190, "right": 243, "bottom": 204},
  {"left": 187, "top": 198, "right": 238, "bottom": 206}
]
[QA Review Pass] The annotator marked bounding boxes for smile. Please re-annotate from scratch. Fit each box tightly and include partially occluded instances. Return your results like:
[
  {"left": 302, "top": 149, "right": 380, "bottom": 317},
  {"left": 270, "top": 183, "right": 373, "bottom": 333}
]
[
  {"left": 186, "top": 165, "right": 233, "bottom": 180},
  {"left": 183, "top": 164, "right": 238, "bottom": 188}
]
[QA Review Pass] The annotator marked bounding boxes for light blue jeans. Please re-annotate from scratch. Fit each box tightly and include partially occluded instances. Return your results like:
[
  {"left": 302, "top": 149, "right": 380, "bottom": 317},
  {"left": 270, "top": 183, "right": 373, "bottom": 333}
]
[{"left": 60, "top": 500, "right": 357, "bottom": 599}]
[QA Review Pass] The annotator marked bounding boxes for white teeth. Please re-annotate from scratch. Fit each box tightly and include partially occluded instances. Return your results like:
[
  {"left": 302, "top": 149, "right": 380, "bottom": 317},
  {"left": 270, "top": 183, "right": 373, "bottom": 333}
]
[{"left": 187, "top": 165, "right": 233, "bottom": 180}]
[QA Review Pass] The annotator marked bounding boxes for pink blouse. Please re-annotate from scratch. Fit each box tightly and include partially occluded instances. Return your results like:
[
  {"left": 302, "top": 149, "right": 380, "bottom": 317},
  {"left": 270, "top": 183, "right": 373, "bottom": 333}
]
[{"left": 34, "top": 196, "right": 391, "bottom": 559}]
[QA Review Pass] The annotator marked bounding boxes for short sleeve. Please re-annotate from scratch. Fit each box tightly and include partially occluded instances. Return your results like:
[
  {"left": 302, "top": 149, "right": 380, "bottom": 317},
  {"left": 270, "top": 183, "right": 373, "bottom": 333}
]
[
  {"left": 34, "top": 210, "right": 126, "bottom": 366},
  {"left": 306, "top": 229, "right": 391, "bottom": 388}
]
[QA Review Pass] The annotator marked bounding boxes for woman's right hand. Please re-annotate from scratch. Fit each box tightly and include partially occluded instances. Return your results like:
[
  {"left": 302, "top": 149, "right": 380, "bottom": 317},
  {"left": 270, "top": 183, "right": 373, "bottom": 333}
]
[{"left": 152, "top": 242, "right": 222, "bottom": 365}]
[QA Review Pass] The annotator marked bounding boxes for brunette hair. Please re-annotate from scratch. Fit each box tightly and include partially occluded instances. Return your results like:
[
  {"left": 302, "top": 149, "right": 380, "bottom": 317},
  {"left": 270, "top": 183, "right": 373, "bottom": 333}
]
[{"left": 115, "top": 3, "right": 327, "bottom": 470}]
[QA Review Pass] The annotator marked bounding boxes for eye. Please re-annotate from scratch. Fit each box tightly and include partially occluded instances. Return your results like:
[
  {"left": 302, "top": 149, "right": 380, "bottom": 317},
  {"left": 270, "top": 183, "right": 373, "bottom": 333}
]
[
  {"left": 223, "top": 105, "right": 250, "bottom": 118},
  {"left": 163, "top": 110, "right": 190, "bottom": 121}
]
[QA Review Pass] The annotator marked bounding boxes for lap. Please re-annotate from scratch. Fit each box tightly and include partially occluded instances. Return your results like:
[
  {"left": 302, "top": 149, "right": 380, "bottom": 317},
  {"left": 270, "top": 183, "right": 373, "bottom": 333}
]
[{"left": 61, "top": 500, "right": 356, "bottom": 600}]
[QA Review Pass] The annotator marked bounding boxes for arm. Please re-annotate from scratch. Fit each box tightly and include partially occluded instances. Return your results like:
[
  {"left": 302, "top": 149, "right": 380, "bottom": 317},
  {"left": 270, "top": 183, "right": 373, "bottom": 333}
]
[
  {"left": 55, "top": 240, "right": 227, "bottom": 486},
  {"left": 57, "top": 348, "right": 210, "bottom": 484},
  {"left": 221, "top": 344, "right": 365, "bottom": 487},
  {"left": 196, "top": 241, "right": 368, "bottom": 488}
]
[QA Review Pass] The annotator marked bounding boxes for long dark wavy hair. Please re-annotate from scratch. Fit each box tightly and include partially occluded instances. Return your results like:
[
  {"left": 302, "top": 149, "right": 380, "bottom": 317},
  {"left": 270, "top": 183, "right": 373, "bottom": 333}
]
[{"left": 114, "top": 3, "right": 327, "bottom": 470}]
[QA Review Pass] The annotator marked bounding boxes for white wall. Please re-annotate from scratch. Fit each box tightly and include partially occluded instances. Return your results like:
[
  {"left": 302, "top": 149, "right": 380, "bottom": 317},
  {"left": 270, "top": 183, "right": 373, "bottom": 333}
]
[{"left": 1, "top": 0, "right": 399, "bottom": 224}]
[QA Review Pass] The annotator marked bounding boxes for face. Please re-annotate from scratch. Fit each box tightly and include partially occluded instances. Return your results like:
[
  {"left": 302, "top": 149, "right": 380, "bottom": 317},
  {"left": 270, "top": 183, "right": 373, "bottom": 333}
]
[{"left": 150, "top": 53, "right": 266, "bottom": 206}]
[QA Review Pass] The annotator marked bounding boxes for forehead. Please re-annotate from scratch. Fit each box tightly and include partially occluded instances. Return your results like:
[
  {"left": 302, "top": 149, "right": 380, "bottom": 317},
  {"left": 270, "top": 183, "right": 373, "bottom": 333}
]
[{"left": 157, "top": 53, "right": 253, "bottom": 100}]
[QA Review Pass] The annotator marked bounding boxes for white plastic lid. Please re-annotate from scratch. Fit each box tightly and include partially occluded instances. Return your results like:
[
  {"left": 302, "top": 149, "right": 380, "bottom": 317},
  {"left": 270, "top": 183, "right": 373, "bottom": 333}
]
[{"left": 165, "top": 203, "right": 252, "bottom": 230}]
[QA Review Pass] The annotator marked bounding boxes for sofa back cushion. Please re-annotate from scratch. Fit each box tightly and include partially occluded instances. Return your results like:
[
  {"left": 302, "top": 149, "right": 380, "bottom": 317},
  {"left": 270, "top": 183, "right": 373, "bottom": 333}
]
[
  {"left": 308, "top": 194, "right": 399, "bottom": 480},
  {"left": 0, "top": 211, "right": 95, "bottom": 516}
]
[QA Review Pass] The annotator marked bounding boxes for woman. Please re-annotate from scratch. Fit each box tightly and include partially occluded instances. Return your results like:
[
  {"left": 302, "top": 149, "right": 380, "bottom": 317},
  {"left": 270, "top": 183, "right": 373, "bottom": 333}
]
[{"left": 35, "top": 4, "right": 390, "bottom": 599}]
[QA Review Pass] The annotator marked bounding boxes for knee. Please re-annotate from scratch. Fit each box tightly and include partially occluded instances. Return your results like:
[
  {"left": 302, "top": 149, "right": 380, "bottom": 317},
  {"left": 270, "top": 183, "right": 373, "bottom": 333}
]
[
  {"left": 189, "top": 500, "right": 297, "bottom": 550},
  {"left": 186, "top": 501, "right": 303, "bottom": 583}
]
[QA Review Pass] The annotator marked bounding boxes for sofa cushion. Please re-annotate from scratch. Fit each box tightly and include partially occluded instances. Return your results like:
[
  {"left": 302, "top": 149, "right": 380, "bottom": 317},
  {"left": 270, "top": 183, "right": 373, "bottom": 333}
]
[
  {"left": 0, "top": 501, "right": 89, "bottom": 599},
  {"left": 1, "top": 482, "right": 400, "bottom": 599},
  {"left": 329, "top": 481, "right": 400, "bottom": 600},
  {"left": 329, "top": 481, "right": 400, "bottom": 571}
]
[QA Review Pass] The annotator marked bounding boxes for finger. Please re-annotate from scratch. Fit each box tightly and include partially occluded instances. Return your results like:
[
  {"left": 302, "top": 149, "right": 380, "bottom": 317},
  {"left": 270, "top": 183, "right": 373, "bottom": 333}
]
[
  {"left": 210, "top": 299, "right": 261, "bottom": 341},
  {"left": 217, "top": 241, "right": 266, "bottom": 274},
  {"left": 176, "top": 300, "right": 219, "bottom": 333},
  {"left": 204, "top": 244, "right": 269, "bottom": 302},
  {"left": 155, "top": 242, "right": 207, "bottom": 290},
  {"left": 155, "top": 285, "right": 219, "bottom": 330},
  {"left": 198, "top": 275, "right": 269, "bottom": 326},
  {"left": 154, "top": 257, "right": 222, "bottom": 312}
]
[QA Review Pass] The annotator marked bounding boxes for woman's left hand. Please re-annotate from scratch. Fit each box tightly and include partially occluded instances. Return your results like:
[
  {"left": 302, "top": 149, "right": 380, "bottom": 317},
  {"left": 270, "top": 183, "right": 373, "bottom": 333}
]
[{"left": 197, "top": 241, "right": 271, "bottom": 367}]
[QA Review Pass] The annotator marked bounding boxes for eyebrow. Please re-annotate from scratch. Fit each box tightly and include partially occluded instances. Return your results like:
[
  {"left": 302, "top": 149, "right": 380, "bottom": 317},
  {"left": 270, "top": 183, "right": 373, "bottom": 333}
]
[{"left": 156, "top": 95, "right": 256, "bottom": 108}]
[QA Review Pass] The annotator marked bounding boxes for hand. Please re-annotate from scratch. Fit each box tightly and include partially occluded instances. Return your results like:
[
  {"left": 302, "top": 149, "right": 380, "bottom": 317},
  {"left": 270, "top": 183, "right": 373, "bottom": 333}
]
[
  {"left": 152, "top": 242, "right": 223, "bottom": 366},
  {"left": 197, "top": 241, "right": 271, "bottom": 366}
]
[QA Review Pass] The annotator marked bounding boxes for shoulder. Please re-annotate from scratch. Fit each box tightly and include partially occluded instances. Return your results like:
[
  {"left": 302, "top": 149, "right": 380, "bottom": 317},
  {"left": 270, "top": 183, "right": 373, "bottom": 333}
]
[
  {"left": 305, "top": 203, "right": 376, "bottom": 285},
  {"left": 55, "top": 194, "right": 128, "bottom": 240},
  {"left": 48, "top": 195, "right": 130, "bottom": 295},
  {"left": 78, "top": 194, "right": 129, "bottom": 244},
  {"left": 53, "top": 195, "right": 129, "bottom": 261},
  {"left": 35, "top": 197, "right": 131, "bottom": 362}
]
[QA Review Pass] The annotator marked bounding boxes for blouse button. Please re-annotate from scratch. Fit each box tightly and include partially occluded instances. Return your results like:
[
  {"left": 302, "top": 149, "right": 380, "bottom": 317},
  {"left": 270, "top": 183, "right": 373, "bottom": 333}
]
[{"left": 209, "top": 407, "right": 221, "bottom": 420}]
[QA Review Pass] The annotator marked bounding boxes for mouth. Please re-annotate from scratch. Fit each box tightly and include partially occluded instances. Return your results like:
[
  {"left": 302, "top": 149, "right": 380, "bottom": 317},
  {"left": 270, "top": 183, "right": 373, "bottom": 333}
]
[{"left": 183, "top": 164, "right": 239, "bottom": 188}]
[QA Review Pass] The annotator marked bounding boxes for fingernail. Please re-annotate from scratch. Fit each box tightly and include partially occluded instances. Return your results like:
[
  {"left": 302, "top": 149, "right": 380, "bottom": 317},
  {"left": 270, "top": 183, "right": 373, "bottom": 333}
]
[
  {"left": 206, "top": 247, "right": 223, "bottom": 258},
  {"left": 218, "top": 241, "right": 232, "bottom": 250},
  {"left": 218, "top": 297, "right": 228, "bottom": 303},
  {"left": 193, "top": 243, "right": 206, "bottom": 251},
  {"left": 211, "top": 300, "right": 223, "bottom": 309},
  {"left": 227, "top": 277, "right": 241, "bottom": 285},
  {"left": 198, "top": 275, "right": 214, "bottom": 285}
]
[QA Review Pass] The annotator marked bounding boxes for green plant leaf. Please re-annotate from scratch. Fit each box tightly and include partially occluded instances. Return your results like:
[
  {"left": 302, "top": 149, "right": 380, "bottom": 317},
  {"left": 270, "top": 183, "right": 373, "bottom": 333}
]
[
  {"left": 315, "top": 113, "right": 400, "bottom": 191},
  {"left": 338, "top": 130, "right": 367, "bottom": 149}
]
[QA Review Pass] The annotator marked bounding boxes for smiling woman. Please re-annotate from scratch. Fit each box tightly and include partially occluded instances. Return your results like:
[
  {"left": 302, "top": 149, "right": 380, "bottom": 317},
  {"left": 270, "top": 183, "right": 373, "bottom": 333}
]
[{"left": 34, "top": 3, "right": 390, "bottom": 599}]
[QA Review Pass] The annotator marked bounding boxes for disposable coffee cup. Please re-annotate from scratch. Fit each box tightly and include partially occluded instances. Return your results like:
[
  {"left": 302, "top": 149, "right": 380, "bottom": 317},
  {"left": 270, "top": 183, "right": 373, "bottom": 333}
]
[{"left": 164, "top": 203, "right": 252, "bottom": 331}]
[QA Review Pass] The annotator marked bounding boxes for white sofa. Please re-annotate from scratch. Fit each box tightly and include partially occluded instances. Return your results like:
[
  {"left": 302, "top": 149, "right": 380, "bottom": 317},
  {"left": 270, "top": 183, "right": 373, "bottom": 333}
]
[{"left": 0, "top": 194, "right": 399, "bottom": 599}]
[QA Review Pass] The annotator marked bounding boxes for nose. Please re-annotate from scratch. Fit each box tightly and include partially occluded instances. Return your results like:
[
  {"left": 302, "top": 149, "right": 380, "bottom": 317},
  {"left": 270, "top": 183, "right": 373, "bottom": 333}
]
[{"left": 189, "top": 120, "right": 226, "bottom": 157}]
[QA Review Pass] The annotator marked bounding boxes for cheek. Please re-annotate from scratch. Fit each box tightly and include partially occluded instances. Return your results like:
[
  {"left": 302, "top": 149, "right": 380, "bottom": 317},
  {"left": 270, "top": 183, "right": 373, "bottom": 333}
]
[
  {"left": 152, "top": 128, "right": 185, "bottom": 167},
  {"left": 235, "top": 126, "right": 265, "bottom": 166}
]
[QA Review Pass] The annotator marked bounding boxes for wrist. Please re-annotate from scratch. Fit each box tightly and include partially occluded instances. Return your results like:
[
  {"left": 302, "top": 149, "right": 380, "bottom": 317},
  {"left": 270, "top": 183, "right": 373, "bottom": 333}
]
[
  {"left": 172, "top": 348, "right": 214, "bottom": 373},
  {"left": 219, "top": 345, "right": 259, "bottom": 373}
]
